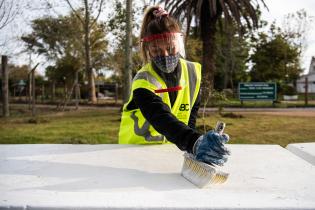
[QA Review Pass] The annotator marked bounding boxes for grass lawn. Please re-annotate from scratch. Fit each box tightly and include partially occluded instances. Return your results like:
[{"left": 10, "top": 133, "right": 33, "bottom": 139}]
[
  {"left": 0, "top": 105, "right": 314, "bottom": 147},
  {"left": 0, "top": 106, "right": 121, "bottom": 144},
  {"left": 197, "top": 112, "right": 315, "bottom": 147}
]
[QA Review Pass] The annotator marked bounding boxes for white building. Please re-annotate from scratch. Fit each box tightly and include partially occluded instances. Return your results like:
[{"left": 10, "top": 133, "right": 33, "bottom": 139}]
[{"left": 296, "top": 56, "right": 315, "bottom": 93}]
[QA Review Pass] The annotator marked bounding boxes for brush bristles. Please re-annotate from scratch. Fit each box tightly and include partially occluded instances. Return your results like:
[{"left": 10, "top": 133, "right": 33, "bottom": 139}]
[{"left": 181, "top": 153, "right": 229, "bottom": 188}]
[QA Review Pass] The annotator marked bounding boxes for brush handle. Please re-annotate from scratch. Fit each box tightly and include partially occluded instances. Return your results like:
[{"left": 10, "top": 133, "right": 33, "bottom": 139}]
[{"left": 214, "top": 121, "right": 225, "bottom": 135}]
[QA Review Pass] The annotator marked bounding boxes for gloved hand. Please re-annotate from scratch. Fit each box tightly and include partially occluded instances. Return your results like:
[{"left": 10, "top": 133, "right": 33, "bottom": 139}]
[{"left": 193, "top": 131, "right": 230, "bottom": 166}]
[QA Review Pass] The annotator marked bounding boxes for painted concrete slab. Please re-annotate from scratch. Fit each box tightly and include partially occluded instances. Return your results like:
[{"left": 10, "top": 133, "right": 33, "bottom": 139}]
[
  {"left": 0, "top": 144, "right": 315, "bottom": 210},
  {"left": 286, "top": 142, "right": 315, "bottom": 165}
]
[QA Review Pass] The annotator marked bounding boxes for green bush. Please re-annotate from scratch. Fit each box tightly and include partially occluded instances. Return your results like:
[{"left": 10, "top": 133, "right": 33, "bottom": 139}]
[{"left": 281, "top": 85, "right": 297, "bottom": 96}]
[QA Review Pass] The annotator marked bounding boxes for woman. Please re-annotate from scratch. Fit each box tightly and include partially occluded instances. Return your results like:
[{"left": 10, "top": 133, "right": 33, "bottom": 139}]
[{"left": 119, "top": 6, "right": 230, "bottom": 166}]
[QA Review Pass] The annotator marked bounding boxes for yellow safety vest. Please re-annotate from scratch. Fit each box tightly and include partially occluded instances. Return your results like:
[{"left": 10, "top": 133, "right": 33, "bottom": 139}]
[{"left": 119, "top": 58, "right": 201, "bottom": 144}]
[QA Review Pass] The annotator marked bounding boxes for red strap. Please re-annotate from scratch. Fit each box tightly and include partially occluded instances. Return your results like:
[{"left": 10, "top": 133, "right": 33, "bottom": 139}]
[{"left": 155, "top": 86, "right": 182, "bottom": 93}]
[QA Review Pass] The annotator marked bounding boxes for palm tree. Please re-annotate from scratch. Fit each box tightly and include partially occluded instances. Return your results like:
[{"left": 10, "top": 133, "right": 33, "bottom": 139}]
[{"left": 160, "top": 0, "right": 267, "bottom": 91}]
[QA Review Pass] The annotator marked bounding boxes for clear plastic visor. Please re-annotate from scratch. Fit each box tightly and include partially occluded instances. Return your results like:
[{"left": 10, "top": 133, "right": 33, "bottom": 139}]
[{"left": 141, "top": 32, "right": 185, "bottom": 59}]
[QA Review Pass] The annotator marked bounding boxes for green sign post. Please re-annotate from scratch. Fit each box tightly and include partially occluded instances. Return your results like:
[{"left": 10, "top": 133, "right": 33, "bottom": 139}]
[{"left": 239, "top": 82, "right": 277, "bottom": 101}]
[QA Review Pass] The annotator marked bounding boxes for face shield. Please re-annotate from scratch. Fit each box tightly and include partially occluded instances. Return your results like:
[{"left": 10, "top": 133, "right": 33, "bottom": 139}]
[{"left": 141, "top": 32, "right": 186, "bottom": 60}]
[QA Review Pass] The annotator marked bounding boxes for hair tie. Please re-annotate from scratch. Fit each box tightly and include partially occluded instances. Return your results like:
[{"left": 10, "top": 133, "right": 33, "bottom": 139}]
[{"left": 153, "top": 7, "right": 168, "bottom": 19}]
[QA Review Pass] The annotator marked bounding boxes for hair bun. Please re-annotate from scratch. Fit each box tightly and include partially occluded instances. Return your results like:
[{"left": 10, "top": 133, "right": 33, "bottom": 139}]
[{"left": 153, "top": 6, "right": 168, "bottom": 18}]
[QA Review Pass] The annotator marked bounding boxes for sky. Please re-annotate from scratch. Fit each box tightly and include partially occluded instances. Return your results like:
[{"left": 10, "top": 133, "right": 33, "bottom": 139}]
[
  {"left": 0, "top": 0, "right": 314, "bottom": 75},
  {"left": 261, "top": 0, "right": 315, "bottom": 74}
]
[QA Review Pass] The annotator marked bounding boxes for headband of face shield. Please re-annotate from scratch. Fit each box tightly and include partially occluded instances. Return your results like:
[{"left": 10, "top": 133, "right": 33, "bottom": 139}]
[
  {"left": 141, "top": 32, "right": 185, "bottom": 73},
  {"left": 142, "top": 32, "right": 185, "bottom": 59}
]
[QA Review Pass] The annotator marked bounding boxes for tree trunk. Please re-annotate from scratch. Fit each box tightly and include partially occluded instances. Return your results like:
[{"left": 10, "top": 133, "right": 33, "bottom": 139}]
[
  {"left": 28, "top": 73, "right": 32, "bottom": 110},
  {"left": 64, "top": 81, "right": 67, "bottom": 99},
  {"left": 84, "top": 0, "right": 96, "bottom": 103},
  {"left": 62, "top": 82, "right": 76, "bottom": 111},
  {"left": 305, "top": 77, "right": 308, "bottom": 106},
  {"left": 223, "top": 44, "right": 229, "bottom": 89},
  {"left": 225, "top": 28, "right": 233, "bottom": 89},
  {"left": 31, "top": 69, "right": 36, "bottom": 117},
  {"left": 123, "top": 0, "right": 133, "bottom": 103},
  {"left": 41, "top": 83, "right": 45, "bottom": 103},
  {"left": 115, "top": 82, "right": 118, "bottom": 104},
  {"left": 52, "top": 81, "right": 55, "bottom": 102},
  {"left": 75, "top": 70, "right": 79, "bottom": 110},
  {"left": 200, "top": 0, "right": 217, "bottom": 94},
  {"left": 1, "top": 55, "right": 9, "bottom": 117},
  {"left": 28, "top": 53, "right": 32, "bottom": 110},
  {"left": 201, "top": 21, "right": 216, "bottom": 93}
]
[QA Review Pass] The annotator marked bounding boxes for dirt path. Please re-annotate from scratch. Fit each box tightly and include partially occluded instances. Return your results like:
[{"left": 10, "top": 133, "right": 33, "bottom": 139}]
[
  {"left": 202, "top": 107, "right": 315, "bottom": 117},
  {"left": 7, "top": 103, "right": 315, "bottom": 117}
]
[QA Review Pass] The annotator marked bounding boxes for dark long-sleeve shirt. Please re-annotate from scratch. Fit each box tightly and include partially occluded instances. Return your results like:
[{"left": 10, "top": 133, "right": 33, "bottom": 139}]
[{"left": 127, "top": 63, "right": 201, "bottom": 153}]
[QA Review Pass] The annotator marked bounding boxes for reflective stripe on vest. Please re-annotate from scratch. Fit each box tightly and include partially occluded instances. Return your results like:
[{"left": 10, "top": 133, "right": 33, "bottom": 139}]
[
  {"left": 130, "top": 111, "right": 164, "bottom": 141},
  {"left": 133, "top": 71, "right": 162, "bottom": 89},
  {"left": 186, "top": 61, "right": 197, "bottom": 105}
]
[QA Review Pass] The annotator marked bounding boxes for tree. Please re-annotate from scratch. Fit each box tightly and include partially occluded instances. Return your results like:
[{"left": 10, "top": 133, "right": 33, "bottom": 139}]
[
  {"left": 45, "top": 55, "right": 82, "bottom": 87},
  {"left": 250, "top": 24, "right": 302, "bottom": 85},
  {"left": 21, "top": 11, "right": 108, "bottom": 87},
  {"left": 215, "top": 21, "right": 252, "bottom": 91},
  {"left": 282, "top": 9, "right": 314, "bottom": 67},
  {"left": 106, "top": 0, "right": 142, "bottom": 85},
  {"left": 22, "top": 11, "right": 108, "bottom": 107},
  {"left": 160, "top": 0, "right": 267, "bottom": 93},
  {"left": 8, "top": 64, "right": 29, "bottom": 82},
  {"left": 49, "top": 55, "right": 84, "bottom": 109},
  {"left": 0, "top": 0, "right": 20, "bottom": 51},
  {"left": 64, "top": 0, "right": 106, "bottom": 103},
  {"left": 185, "top": 22, "right": 251, "bottom": 91}
]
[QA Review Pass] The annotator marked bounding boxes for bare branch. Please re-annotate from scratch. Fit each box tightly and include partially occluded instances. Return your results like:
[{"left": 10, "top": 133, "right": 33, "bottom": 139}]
[
  {"left": 29, "top": 62, "right": 40, "bottom": 73},
  {"left": 89, "top": 0, "right": 96, "bottom": 12},
  {"left": 0, "top": 0, "right": 19, "bottom": 30},
  {"left": 64, "top": 0, "right": 84, "bottom": 25},
  {"left": 42, "top": 0, "right": 65, "bottom": 17},
  {"left": 90, "top": 0, "right": 105, "bottom": 28}
]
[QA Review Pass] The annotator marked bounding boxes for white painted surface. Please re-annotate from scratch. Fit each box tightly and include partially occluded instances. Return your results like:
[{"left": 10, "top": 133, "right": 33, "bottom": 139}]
[
  {"left": 296, "top": 72, "right": 315, "bottom": 93},
  {"left": 283, "top": 95, "right": 298, "bottom": 100},
  {"left": 0, "top": 144, "right": 315, "bottom": 210},
  {"left": 286, "top": 142, "right": 315, "bottom": 165}
]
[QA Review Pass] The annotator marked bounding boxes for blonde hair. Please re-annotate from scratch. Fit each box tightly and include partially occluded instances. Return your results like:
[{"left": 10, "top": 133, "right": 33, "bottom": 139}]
[{"left": 140, "top": 6, "right": 181, "bottom": 63}]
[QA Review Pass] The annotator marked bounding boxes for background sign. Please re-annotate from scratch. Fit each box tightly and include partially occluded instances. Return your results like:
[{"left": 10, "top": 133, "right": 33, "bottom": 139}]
[{"left": 239, "top": 82, "right": 277, "bottom": 101}]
